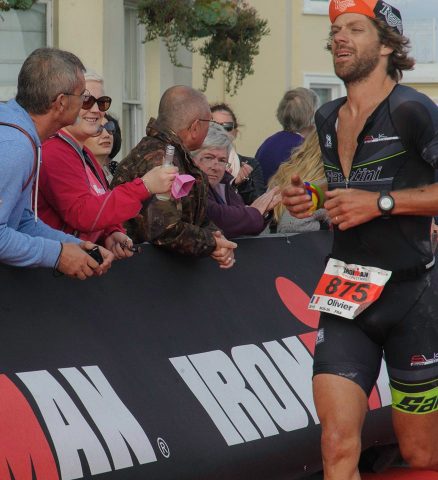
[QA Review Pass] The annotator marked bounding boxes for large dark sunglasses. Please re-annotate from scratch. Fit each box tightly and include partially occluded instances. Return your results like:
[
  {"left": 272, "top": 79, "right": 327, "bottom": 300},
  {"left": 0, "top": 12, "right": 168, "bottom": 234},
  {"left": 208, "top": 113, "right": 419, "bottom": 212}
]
[
  {"left": 82, "top": 94, "right": 112, "bottom": 112},
  {"left": 213, "top": 121, "right": 235, "bottom": 132}
]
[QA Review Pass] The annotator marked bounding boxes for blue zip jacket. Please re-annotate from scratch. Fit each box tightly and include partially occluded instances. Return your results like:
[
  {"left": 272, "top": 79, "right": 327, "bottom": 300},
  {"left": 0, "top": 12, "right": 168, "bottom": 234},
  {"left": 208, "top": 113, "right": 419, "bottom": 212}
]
[{"left": 0, "top": 99, "right": 80, "bottom": 268}]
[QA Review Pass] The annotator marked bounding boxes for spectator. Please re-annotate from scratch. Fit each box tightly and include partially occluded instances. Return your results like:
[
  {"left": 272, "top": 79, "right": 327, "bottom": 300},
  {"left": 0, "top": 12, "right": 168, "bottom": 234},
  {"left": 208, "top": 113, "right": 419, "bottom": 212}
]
[
  {"left": 38, "top": 71, "right": 176, "bottom": 260},
  {"left": 84, "top": 113, "right": 121, "bottom": 183},
  {"left": 192, "top": 123, "right": 280, "bottom": 239},
  {"left": 111, "top": 85, "right": 237, "bottom": 269},
  {"left": 211, "top": 103, "right": 265, "bottom": 204},
  {"left": 268, "top": 129, "right": 329, "bottom": 233},
  {"left": 255, "top": 87, "right": 319, "bottom": 184},
  {"left": 0, "top": 47, "right": 113, "bottom": 279}
]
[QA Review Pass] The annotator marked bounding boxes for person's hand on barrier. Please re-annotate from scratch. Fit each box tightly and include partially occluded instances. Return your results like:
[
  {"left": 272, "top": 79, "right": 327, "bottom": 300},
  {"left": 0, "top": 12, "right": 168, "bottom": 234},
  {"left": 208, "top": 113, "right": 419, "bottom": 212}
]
[
  {"left": 211, "top": 231, "right": 237, "bottom": 269},
  {"left": 104, "top": 232, "right": 134, "bottom": 260},
  {"left": 235, "top": 162, "right": 253, "bottom": 185},
  {"left": 141, "top": 165, "right": 178, "bottom": 195},
  {"left": 325, "top": 188, "right": 380, "bottom": 230},
  {"left": 79, "top": 241, "right": 113, "bottom": 276},
  {"left": 282, "top": 174, "right": 314, "bottom": 218},
  {"left": 251, "top": 187, "right": 281, "bottom": 215},
  {"left": 56, "top": 242, "right": 111, "bottom": 279}
]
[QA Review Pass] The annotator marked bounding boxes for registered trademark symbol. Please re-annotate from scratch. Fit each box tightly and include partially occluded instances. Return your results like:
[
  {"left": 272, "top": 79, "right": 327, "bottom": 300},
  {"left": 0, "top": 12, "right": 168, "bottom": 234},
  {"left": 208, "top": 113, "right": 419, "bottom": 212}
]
[{"left": 157, "top": 437, "right": 170, "bottom": 458}]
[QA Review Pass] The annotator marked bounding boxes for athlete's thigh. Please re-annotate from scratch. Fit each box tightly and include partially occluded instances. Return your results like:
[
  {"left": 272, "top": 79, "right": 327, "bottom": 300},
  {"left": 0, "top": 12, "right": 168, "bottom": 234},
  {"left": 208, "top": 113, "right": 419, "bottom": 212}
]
[
  {"left": 314, "top": 312, "right": 383, "bottom": 396},
  {"left": 313, "top": 373, "right": 369, "bottom": 433},
  {"left": 384, "top": 269, "right": 438, "bottom": 416}
]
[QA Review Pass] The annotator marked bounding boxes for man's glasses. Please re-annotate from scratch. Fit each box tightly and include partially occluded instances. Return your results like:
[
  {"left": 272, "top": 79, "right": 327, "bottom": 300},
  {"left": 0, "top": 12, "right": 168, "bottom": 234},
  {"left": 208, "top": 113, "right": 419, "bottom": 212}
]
[
  {"left": 81, "top": 93, "right": 112, "bottom": 112},
  {"left": 199, "top": 155, "right": 230, "bottom": 169}
]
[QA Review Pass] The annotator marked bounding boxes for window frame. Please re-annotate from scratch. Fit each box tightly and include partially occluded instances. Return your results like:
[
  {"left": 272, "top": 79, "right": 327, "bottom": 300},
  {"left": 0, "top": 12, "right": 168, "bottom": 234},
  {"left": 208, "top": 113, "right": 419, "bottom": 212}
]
[
  {"left": 0, "top": 0, "right": 52, "bottom": 101},
  {"left": 303, "top": 73, "right": 346, "bottom": 103},
  {"left": 122, "top": 1, "right": 146, "bottom": 156},
  {"left": 303, "top": 0, "right": 329, "bottom": 16}
]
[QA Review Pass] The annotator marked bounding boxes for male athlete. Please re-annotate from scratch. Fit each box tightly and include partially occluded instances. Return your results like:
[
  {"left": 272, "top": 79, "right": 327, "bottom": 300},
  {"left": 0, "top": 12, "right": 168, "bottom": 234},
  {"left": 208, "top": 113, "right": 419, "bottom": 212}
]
[{"left": 282, "top": 1, "right": 438, "bottom": 478}]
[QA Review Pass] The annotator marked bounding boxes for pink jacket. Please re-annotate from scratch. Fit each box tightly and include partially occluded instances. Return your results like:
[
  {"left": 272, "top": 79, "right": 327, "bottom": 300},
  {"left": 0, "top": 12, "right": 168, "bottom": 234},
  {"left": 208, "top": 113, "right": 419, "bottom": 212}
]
[{"left": 38, "top": 131, "right": 150, "bottom": 244}]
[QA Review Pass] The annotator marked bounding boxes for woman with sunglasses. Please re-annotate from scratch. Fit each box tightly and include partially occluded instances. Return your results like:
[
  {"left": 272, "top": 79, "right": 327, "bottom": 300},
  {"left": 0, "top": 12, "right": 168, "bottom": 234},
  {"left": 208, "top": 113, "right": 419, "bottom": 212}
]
[
  {"left": 84, "top": 113, "right": 121, "bottom": 183},
  {"left": 210, "top": 103, "right": 265, "bottom": 205},
  {"left": 38, "top": 71, "right": 177, "bottom": 259}
]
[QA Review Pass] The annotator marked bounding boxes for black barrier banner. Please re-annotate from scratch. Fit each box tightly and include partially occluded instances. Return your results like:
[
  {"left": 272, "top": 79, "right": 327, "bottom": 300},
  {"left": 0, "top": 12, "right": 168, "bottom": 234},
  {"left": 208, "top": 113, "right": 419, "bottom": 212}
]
[{"left": 0, "top": 232, "right": 396, "bottom": 480}]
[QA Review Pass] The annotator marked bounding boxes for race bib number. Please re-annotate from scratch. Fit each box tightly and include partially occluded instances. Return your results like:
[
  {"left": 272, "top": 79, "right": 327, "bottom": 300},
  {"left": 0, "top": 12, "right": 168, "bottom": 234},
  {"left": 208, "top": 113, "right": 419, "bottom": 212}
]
[{"left": 308, "top": 258, "right": 392, "bottom": 319}]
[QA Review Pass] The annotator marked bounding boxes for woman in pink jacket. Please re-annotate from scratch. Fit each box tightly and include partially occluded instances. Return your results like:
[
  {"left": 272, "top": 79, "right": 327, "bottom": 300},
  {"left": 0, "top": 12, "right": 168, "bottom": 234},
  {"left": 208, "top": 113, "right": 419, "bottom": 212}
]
[{"left": 38, "top": 71, "right": 177, "bottom": 259}]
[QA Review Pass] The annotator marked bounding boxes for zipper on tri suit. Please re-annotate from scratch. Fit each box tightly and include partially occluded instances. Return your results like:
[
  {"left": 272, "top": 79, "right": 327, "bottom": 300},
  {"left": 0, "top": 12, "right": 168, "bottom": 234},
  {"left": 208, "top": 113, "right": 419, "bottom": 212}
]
[{"left": 344, "top": 178, "right": 350, "bottom": 189}]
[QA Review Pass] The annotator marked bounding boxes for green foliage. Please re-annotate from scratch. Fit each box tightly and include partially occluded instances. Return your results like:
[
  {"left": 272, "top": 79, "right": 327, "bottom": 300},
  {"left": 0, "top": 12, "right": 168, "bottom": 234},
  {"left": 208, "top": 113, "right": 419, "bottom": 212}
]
[
  {"left": 0, "top": 0, "right": 36, "bottom": 11},
  {"left": 137, "top": 0, "right": 269, "bottom": 95}
]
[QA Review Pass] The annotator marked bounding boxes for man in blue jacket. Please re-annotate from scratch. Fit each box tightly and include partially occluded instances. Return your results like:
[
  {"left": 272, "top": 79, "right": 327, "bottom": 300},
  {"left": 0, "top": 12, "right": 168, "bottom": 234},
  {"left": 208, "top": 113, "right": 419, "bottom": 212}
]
[{"left": 0, "top": 48, "right": 113, "bottom": 279}]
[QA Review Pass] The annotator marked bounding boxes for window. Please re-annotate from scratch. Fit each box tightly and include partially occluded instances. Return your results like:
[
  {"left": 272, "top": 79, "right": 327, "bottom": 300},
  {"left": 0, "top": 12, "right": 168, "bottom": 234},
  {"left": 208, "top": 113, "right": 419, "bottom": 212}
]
[
  {"left": 0, "top": 0, "right": 52, "bottom": 101},
  {"left": 303, "top": 74, "right": 346, "bottom": 105},
  {"left": 391, "top": 0, "right": 438, "bottom": 85},
  {"left": 303, "top": 0, "right": 329, "bottom": 16},
  {"left": 123, "top": 2, "right": 146, "bottom": 156}
]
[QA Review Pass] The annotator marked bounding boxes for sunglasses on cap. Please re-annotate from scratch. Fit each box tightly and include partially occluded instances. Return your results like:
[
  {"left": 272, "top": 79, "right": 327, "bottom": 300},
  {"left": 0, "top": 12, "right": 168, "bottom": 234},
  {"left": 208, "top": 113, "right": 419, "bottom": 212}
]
[
  {"left": 214, "top": 121, "right": 236, "bottom": 132},
  {"left": 81, "top": 92, "right": 112, "bottom": 112}
]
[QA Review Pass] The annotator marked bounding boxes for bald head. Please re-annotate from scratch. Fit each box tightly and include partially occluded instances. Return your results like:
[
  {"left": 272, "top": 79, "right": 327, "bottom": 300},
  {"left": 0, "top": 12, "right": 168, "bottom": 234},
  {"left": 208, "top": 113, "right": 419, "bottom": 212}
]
[{"left": 157, "top": 86, "right": 210, "bottom": 132}]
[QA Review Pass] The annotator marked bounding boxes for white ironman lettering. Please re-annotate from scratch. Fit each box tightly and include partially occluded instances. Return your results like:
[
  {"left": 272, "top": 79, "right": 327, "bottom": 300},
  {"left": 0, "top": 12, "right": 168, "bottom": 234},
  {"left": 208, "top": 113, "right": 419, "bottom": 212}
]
[
  {"left": 264, "top": 337, "right": 319, "bottom": 424},
  {"left": 59, "top": 366, "right": 157, "bottom": 469},
  {"left": 231, "top": 344, "right": 308, "bottom": 432},
  {"left": 189, "top": 350, "right": 279, "bottom": 441},
  {"left": 169, "top": 356, "right": 244, "bottom": 446},
  {"left": 17, "top": 370, "right": 111, "bottom": 480}
]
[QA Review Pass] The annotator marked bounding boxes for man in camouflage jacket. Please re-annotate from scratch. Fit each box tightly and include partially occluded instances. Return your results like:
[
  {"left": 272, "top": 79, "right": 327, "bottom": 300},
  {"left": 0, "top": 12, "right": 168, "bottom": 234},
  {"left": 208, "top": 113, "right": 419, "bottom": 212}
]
[{"left": 111, "top": 86, "right": 237, "bottom": 267}]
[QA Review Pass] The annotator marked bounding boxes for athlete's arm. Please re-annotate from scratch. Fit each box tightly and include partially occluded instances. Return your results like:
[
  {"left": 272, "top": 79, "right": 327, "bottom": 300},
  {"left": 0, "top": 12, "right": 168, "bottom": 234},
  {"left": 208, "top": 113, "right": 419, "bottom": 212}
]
[{"left": 326, "top": 183, "right": 438, "bottom": 231}]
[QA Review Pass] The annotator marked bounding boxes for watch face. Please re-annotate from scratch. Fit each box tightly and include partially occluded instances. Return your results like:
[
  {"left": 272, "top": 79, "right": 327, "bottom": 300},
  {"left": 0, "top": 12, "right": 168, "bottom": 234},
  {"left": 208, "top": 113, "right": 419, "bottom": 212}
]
[{"left": 379, "top": 195, "right": 394, "bottom": 211}]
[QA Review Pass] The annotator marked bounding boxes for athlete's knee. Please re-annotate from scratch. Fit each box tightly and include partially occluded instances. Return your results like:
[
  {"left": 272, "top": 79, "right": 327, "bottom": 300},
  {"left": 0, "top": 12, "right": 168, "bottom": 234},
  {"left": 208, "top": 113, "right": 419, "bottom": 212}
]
[
  {"left": 321, "top": 425, "right": 361, "bottom": 465},
  {"left": 400, "top": 443, "right": 438, "bottom": 471}
]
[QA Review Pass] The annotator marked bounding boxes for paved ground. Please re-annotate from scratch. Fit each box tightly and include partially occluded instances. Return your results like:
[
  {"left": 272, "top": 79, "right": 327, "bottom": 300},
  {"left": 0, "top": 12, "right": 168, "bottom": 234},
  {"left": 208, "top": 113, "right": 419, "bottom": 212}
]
[{"left": 305, "top": 468, "right": 438, "bottom": 479}]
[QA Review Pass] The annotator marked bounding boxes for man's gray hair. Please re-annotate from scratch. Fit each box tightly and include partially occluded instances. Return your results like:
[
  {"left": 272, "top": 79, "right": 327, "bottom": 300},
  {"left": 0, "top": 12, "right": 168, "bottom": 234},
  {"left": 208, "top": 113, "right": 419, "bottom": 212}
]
[
  {"left": 191, "top": 122, "right": 233, "bottom": 157},
  {"left": 276, "top": 87, "right": 319, "bottom": 132},
  {"left": 158, "top": 85, "right": 210, "bottom": 132},
  {"left": 16, "top": 48, "right": 85, "bottom": 115}
]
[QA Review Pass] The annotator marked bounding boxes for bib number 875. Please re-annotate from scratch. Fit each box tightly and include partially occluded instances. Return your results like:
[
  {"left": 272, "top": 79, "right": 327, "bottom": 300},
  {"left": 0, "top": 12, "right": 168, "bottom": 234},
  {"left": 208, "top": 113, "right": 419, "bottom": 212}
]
[{"left": 324, "top": 278, "right": 370, "bottom": 303}]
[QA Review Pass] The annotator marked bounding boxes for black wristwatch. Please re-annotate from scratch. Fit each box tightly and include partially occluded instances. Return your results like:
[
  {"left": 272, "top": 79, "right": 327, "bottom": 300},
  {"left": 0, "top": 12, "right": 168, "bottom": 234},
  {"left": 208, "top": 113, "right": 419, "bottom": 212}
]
[{"left": 377, "top": 191, "right": 395, "bottom": 219}]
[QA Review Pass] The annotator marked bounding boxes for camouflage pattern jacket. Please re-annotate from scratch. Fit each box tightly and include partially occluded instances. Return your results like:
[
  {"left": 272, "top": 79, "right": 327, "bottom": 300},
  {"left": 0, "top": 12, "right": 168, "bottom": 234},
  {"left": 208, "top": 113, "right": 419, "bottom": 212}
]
[{"left": 111, "top": 118, "right": 217, "bottom": 256}]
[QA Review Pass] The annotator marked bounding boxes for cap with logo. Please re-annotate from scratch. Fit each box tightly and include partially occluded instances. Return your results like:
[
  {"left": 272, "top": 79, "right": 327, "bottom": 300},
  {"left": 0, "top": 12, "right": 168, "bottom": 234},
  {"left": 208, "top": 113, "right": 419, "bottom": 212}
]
[{"left": 329, "top": 0, "right": 403, "bottom": 35}]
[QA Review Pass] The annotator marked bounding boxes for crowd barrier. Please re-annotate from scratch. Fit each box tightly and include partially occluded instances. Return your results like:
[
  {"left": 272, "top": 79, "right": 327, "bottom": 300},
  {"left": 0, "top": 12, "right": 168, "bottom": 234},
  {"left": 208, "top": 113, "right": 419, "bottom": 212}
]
[{"left": 0, "top": 232, "right": 396, "bottom": 480}]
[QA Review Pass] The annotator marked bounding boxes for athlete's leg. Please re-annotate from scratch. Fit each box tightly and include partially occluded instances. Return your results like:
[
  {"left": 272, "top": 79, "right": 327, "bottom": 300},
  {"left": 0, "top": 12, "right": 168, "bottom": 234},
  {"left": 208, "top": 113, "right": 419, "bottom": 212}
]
[
  {"left": 313, "top": 373, "right": 369, "bottom": 480},
  {"left": 393, "top": 410, "right": 438, "bottom": 470}
]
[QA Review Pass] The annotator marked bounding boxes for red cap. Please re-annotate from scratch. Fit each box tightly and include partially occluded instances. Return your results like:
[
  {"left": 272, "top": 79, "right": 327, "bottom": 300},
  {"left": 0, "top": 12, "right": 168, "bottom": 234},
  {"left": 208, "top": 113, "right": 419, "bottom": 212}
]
[{"left": 329, "top": 0, "right": 403, "bottom": 34}]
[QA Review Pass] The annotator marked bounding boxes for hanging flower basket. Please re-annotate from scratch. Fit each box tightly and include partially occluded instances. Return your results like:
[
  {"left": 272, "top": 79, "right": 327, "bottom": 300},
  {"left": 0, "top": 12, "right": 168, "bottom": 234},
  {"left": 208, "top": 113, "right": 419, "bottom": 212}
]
[{"left": 137, "top": 0, "right": 269, "bottom": 95}]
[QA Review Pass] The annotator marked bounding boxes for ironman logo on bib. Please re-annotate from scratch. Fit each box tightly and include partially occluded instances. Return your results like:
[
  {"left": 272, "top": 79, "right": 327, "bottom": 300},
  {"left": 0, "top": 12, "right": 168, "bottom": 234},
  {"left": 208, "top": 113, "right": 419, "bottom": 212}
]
[{"left": 308, "top": 258, "right": 392, "bottom": 319}]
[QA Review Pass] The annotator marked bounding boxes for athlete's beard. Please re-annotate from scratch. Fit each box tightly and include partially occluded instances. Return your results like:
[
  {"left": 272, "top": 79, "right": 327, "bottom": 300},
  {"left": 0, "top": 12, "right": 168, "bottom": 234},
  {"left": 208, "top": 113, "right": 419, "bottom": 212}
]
[{"left": 334, "top": 42, "right": 381, "bottom": 85}]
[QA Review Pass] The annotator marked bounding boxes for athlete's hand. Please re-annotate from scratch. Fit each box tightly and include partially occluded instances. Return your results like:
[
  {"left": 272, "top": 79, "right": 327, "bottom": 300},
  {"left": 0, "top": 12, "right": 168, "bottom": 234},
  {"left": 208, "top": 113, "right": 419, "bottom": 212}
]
[
  {"left": 282, "top": 174, "right": 314, "bottom": 218},
  {"left": 325, "top": 188, "right": 380, "bottom": 230}
]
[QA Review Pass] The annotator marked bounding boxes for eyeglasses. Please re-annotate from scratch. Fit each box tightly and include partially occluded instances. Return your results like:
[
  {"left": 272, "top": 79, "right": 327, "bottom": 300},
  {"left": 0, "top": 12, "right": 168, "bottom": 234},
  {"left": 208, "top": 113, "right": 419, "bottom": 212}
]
[
  {"left": 212, "top": 121, "right": 236, "bottom": 132},
  {"left": 81, "top": 93, "right": 112, "bottom": 112},
  {"left": 199, "top": 155, "right": 230, "bottom": 169}
]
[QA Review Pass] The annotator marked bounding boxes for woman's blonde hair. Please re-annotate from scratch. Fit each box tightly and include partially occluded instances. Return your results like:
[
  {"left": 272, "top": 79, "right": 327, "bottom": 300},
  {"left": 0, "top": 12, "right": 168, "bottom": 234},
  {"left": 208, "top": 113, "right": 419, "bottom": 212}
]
[{"left": 268, "top": 129, "right": 326, "bottom": 221}]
